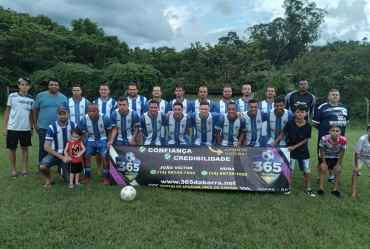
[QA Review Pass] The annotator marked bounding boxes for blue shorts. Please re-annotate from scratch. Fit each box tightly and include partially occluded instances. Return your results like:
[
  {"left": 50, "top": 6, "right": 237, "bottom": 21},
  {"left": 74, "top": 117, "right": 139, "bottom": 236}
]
[
  {"left": 85, "top": 139, "right": 108, "bottom": 157},
  {"left": 289, "top": 158, "right": 311, "bottom": 173},
  {"left": 40, "top": 154, "right": 70, "bottom": 183}
]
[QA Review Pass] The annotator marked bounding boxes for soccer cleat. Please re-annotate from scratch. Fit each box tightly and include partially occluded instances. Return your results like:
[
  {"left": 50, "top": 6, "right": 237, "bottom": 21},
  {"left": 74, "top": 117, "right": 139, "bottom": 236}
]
[
  {"left": 331, "top": 190, "right": 341, "bottom": 198},
  {"left": 81, "top": 178, "right": 91, "bottom": 183},
  {"left": 284, "top": 189, "right": 292, "bottom": 195},
  {"left": 305, "top": 189, "right": 316, "bottom": 197},
  {"left": 318, "top": 189, "right": 325, "bottom": 196},
  {"left": 103, "top": 178, "right": 110, "bottom": 185}
]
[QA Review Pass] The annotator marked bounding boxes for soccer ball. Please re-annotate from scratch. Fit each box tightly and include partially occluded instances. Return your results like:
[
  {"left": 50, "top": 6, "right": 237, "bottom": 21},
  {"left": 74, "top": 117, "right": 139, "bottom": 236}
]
[
  {"left": 120, "top": 186, "right": 136, "bottom": 201},
  {"left": 261, "top": 150, "right": 274, "bottom": 162},
  {"left": 125, "top": 152, "right": 136, "bottom": 163}
]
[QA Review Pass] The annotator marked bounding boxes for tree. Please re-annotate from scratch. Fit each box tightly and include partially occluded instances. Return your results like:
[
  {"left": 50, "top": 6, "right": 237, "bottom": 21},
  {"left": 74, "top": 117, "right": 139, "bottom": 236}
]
[{"left": 246, "top": 0, "right": 327, "bottom": 66}]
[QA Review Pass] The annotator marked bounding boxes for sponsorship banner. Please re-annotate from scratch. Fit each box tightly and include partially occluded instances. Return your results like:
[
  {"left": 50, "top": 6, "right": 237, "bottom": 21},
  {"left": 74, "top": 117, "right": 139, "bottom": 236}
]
[{"left": 109, "top": 145, "right": 290, "bottom": 192}]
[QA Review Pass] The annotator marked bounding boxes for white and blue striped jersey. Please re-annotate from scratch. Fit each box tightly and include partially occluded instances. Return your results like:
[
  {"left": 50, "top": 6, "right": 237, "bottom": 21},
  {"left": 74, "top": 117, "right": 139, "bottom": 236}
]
[
  {"left": 93, "top": 98, "right": 117, "bottom": 118},
  {"left": 128, "top": 95, "right": 148, "bottom": 117},
  {"left": 140, "top": 111, "right": 166, "bottom": 145},
  {"left": 192, "top": 99, "right": 215, "bottom": 113},
  {"left": 45, "top": 120, "right": 77, "bottom": 154},
  {"left": 68, "top": 97, "right": 90, "bottom": 126},
  {"left": 80, "top": 113, "right": 112, "bottom": 141},
  {"left": 236, "top": 98, "right": 250, "bottom": 112},
  {"left": 111, "top": 109, "right": 140, "bottom": 144},
  {"left": 259, "top": 100, "right": 274, "bottom": 136},
  {"left": 168, "top": 99, "right": 192, "bottom": 114},
  {"left": 214, "top": 100, "right": 236, "bottom": 114},
  {"left": 243, "top": 110, "right": 268, "bottom": 147},
  {"left": 166, "top": 114, "right": 191, "bottom": 146},
  {"left": 215, "top": 114, "right": 246, "bottom": 147},
  {"left": 267, "top": 109, "right": 294, "bottom": 146},
  {"left": 189, "top": 112, "right": 219, "bottom": 146}
]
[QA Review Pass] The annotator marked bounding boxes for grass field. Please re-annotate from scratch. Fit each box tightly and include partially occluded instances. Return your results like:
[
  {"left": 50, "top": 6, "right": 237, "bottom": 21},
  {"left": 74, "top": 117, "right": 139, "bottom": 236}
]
[{"left": 1, "top": 109, "right": 370, "bottom": 249}]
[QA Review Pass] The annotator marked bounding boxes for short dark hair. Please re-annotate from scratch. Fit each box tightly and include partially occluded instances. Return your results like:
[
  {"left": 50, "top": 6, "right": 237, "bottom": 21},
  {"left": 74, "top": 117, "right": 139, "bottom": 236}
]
[
  {"left": 295, "top": 104, "right": 307, "bottom": 112},
  {"left": 100, "top": 83, "right": 110, "bottom": 90},
  {"left": 199, "top": 101, "right": 210, "bottom": 106},
  {"left": 117, "top": 96, "right": 128, "bottom": 103},
  {"left": 129, "top": 83, "right": 138, "bottom": 89},
  {"left": 173, "top": 101, "right": 183, "bottom": 108},
  {"left": 48, "top": 78, "right": 59, "bottom": 84},
  {"left": 228, "top": 102, "right": 237, "bottom": 108},
  {"left": 175, "top": 83, "right": 184, "bottom": 90},
  {"left": 367, "top": 123, "right": 370, "bottom": 131},
  {"left": 274, "top": 98, "right": 285, "bottom": 105},
  {"left": 71, "top": 128, "right": 83, "bottom": 136},
  {"left": 72, "top": 84, "right": 82, "bottom": 90},
  {"left": 149, "top": 99, "right": 159, "bottom": 106},
  {"left": 329, "top": 123, "right": 342, "bottom": 130},
  {"left": 249, "top": 99, "right": 258, "bottom": 104}
]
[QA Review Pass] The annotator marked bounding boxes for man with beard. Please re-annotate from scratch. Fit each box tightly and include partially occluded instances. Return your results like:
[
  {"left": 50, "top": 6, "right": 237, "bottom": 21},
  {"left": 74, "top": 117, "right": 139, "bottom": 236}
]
[
  {"left": 189, "top": 102, "right": 220, "bottom": 146},
  {"left": 312, "top": 89, "right": 348, "bottom": 183},
  {"left": 215, "top": 102, "right": 246, "bottom": 147},
  {"left": 236, "top": 84, "right": 252, "bottom": 112},
  {"left": 40, "top": 106, "right": 77, "bottom": 186},
  {"left": 268, "top": 98, "right": 294, "bottom": 147},
  {"left": 139, "top": 99, "right": 166, "bottom": 146},
  {"left": 127, "top": 83, "right": 148, "bottom": 117},
  {"left": 79, "top": 104, "right": 112, "bottom": 184},
  {"left": 192, "top": 86, "right": 214, "bottom": 112},
  {"left": 33, "top": 78, "right": 68, "bottom": 175},
  {"left": 68, "top": 85, "right": 90, "bottom": 126},
  {"left": 214, "top": 86, "right": 235, "bottom": 114},
  {"left": 242, "top": 99, "right": 268, "bottom": 147},
  {"left": 168, "top": 83, "right": 192, "bottom": 114},
  {"left": 165, "top": 102, "right": 191, "bottom": 146},
  {"left": 285, "top": 80, "right": 316, "bottom": 120},
  {"left": 259, "top": 86, "right": 276, "bottom": 147}
]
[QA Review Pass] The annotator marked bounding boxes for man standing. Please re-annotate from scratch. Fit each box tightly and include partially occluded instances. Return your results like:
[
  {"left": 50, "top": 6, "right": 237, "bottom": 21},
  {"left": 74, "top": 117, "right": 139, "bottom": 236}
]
[
  {"left": 68, "top": 84, "right": 90, "bottom": 126},
  {"left": 214, "top": 86, "right": 235, "bottom": 114},
  {"left": 189, "top": 102, "right": 219, "bottom": 146},
  {"left": 93, "top": 84, "right": 117, "bottom": 175},
  {"left": 3, "top": 77, "right": 34, "bottom": 177},
  {"left": 165, "top": 102, "right": 191, "bottom": 146},
  {"left": 168, "top": 83, "right": 192, "bottom": 114},
  {"left": 242, "top": 99, "right": 268, "bottom": 147},
  {"left": 79, "top": 104, "right": 113, "bottom": 184},
  {"left": 139, "top": 99, "right": 166, "bottom": 146},
  {"left": 259, "top": 86, "right": 276, "bottom": 147},
  {"left": 40, "top": 106, "right": 77, "bottom": 186},
  {"left": 236, "top": 84, "right": 252, "bottom": 112},
  {"left": 267, "top": 98, "right": 295, "bottom": 147},
  {"left": 285, "top": 80, "right": 316, "bottom": 120},
  {"left": 215, "top": 102, "right": 246, "bottom": 147},
  {"left": 33, "top": 78, "right": 68, "bottom": 174},
  {"left": 312, "top": 89, "right": 348, "bottom": 182},
  {"left": 108, "top": 97, "right": 140, "bottom": 146},
  {"left": 127, "top": 83, "right": 148, "bottom": 117},
  {"left": 192, "top": 86, "right": 214, "bottom": 112}
]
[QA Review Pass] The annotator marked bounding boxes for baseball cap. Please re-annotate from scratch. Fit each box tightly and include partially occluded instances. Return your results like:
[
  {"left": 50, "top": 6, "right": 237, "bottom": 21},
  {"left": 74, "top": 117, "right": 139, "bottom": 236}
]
[
  {"left": 367, "top": 123, "right": 370, "bottom": 130},
  {"left": 57, "top": 106, "right": 69, "bottom": 114}
]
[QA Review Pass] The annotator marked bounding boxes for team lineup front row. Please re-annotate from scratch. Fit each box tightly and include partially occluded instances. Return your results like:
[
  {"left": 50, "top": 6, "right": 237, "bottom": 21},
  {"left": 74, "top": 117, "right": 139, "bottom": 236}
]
[{"left": 4, "top": 78, "right": 369, "bottom": 199}]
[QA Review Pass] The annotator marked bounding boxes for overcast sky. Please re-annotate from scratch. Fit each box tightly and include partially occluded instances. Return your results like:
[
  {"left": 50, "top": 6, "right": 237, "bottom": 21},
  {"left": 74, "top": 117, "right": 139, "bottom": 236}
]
[{"left": 1, "top": 0, "right": 369, "bottom": 50}]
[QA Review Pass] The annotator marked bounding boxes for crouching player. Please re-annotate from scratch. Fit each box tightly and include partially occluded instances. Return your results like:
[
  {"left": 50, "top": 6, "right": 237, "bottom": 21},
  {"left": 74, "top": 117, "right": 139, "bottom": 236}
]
[
  {"left": 79, "top": 104, "right": 112, "bottom": 184},
  {"left": 271, "top": 105, "right": 314, "bottom": 196},
  {"left": 318, "top": 123, "right": 348, "bottom": 198},
  {"left": 350, "top": 124, "right": 370, "bottom": 199}
]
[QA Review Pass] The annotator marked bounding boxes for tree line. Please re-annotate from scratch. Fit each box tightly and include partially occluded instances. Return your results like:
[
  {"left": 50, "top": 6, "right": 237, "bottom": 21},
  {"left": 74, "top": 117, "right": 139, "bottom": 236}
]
[{"left": 0, "top": 0, "right": 369, "bottom": 118}]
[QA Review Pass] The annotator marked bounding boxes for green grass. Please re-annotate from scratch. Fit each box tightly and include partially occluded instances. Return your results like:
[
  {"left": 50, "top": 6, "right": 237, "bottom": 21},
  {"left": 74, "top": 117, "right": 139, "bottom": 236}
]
[{"left": 1, "top": 111, "right": 370, "bottom": 248}]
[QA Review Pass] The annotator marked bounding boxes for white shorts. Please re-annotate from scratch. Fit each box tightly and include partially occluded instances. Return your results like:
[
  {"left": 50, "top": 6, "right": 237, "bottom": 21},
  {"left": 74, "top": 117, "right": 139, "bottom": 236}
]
[{"left": 354, "top": 158, "right": 370, "bottom": 169}]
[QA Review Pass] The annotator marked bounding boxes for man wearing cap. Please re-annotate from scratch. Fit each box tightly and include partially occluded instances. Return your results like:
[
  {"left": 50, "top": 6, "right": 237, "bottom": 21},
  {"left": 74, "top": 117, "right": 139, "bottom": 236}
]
[
  {"left": 40, "top": 106, "right": 77, "bottom": 186},
  {"left": 33, "top": 78, "right": 68, "bottom": 174}
]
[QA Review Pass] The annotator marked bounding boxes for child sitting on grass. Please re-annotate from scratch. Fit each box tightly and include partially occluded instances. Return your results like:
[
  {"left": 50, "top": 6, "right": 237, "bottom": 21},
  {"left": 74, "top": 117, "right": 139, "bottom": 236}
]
[{"left": 318, "top": 123, "right": 347, "bottom": 198}]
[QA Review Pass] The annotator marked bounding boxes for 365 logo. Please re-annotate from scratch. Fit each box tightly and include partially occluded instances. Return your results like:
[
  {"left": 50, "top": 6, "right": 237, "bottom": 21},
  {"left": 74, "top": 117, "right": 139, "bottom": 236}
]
[
  {"left": 116, "top": 152, "right": 141, "bottom": 183},
  {"left": 252, "top": 149, "right": 282, "bottom": 185}
]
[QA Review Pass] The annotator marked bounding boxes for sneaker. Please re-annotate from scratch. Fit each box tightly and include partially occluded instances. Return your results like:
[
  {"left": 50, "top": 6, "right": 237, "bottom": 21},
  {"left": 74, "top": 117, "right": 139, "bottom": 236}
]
[
  {"left": 357, "top": 171, "right": 361, "bottom": 176},
  {"left": 318, "top": 189, "right": 325, "bottom": 196},
  {"left": 75, "top": 183, "right": 83, "bottom": 187},
  {"left": 11, "top": 173, "right": 18, "bottom": 178},
  {"left": 103, "top": 178, "right": 110, "bottom": 185},
  {"left": 22, "top": 172, "right": 30, "bottom": 177},
  {"left": 328, "top": 177, "right": 334, "bottom": 183},
  {"left": 69, "top": 184, "right": 74, "bottom": 189},
  {"left": 44, "top": 179, "right": 55, "bottom": 187},
  {"left": 284, "top": 188, "right": 292, "bottom": 195},
  {"left": 331, "top": 190, "right": 341, "bottom": 198},
  {"left": 305, "top": 189, "right": 316, "bottom": 197},
  {"left": 81, "top": 178, "right": 91, "bottom": 183}
]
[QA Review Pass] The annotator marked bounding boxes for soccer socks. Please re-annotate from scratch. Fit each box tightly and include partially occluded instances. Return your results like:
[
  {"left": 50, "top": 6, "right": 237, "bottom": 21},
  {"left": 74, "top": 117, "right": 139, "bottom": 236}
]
[
  {"left": 85, "top": 167, "right": 91, "bottom": 178},
  {"left": 329, "top": 174, "right": 334, "bottom": 180},
  {"left": 104, "top": 168, "right": 109, "bottom": 179}
]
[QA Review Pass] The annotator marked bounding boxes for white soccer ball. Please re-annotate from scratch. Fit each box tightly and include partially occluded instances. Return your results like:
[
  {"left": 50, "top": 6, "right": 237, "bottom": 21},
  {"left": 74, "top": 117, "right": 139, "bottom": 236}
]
[
  {"left": 120, "top": 186, "right": 136, "bottom": 201},
  {"left": 125, "top": 152, "right": 136, "bottom": 163},
  {"left": 261, "top": 150, "right": 274, "bottom": 162}
]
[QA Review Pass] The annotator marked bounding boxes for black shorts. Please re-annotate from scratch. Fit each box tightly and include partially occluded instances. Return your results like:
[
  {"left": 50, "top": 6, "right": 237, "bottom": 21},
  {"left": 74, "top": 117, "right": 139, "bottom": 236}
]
[
  {"left": 70, "top": 162, "right": 83, "bottom": 174},
  {"left": 6, "top": 130, "right": 32, "bottom": 149},
  {"left": 318, "top": 158, "right": 340, "bottom": 170}
]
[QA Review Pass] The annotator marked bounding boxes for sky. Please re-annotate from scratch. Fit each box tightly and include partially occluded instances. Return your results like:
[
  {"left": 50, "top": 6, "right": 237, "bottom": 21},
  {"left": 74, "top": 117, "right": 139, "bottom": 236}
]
[{"left": 0, "top": 0, "right": 369, "bottom": 51}]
